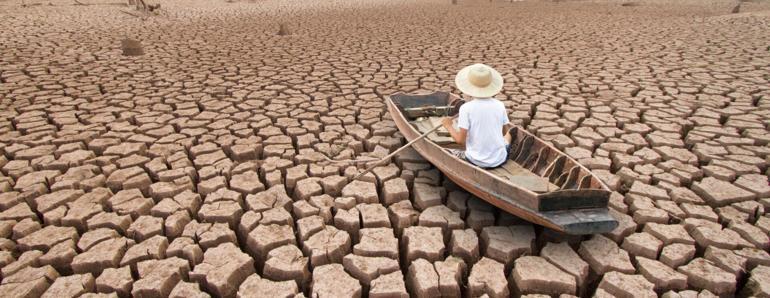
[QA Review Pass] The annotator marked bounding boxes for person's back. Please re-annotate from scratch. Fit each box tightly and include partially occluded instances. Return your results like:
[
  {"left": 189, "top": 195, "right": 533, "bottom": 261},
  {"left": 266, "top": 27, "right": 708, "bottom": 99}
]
[
  {"left": 442, "top": 63, "right": 511, "bottom": 168},
  {"left": 457, "top": 98, "right": 508, "bottom": 168}
]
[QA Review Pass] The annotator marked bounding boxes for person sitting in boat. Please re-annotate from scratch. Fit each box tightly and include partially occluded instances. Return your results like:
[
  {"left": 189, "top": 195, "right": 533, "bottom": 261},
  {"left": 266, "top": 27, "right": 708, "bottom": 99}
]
[{"left": 442, "top": 63, "right": 512, "bottom": 168}]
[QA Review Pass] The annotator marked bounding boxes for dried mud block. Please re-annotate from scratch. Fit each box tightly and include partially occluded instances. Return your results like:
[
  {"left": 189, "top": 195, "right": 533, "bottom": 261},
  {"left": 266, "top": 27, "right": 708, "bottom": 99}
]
[
  {"left": 72, "top": 237, "right": 133, "bottom": 275},
  {"left": 680, "top": 204, "right": 718, "bottom": 222},
  {"left": 320, "top": 175, "right": 347, "bottom": 197},
  {"left": 293, "top": 200, "right": 319, "bottom": 219},
  {"left": 446, "top": 191, "right": 469, "bottom": 218},
  {"left": 578, "top": 235, "right": 635, "bottom": 275},
  {"left": 41, "top": 273, "right": 95, "bottom": 298},
  {"left": 120, "top": 235, "right": 168, "bottom": 269},
  {"left": 197, "top": 176, "right": 227, "bottom": 197},
  {"left": 237, "top": 274, "right": 298, "bottom": 298},
  {"left": 412, "top": 183, "right": 446, "bottom": 211},
  {"left": 12, "top": 218, "right": 41, "bottom": 240},
  {"left": 198, "top": 193, "right": 243, "bottom": 224},
  {"left": 449, "top": 228, "right": 479, "bottom": 265},
  {"left": 285, "top": 165, "right": 308, "bottom": 193},
  {"left": 690, "top": 225, "right": 752, "bottom": 250},
  {"left": 311, "top": 263, "right": 362, "bottom": 298},
  {"left": 0, "top": 202, "right": 37, "bottom": 222},
  {"left": 597, "top": 271, "right": 656, "bottom": 298},
  {"left": 343, "top": 254, "right": 400, "bottom": 286},
  {"left": 734, "top": 174, "right": 770, "bottom": 197},
  {"left": 636, "top": 257, "right": 688, "bottom": 292},
  {"left": 729, "top": 221, "right": 769, "bottom": 250},
  {"left": 308, "top": 194, "right": 334, "bottom": 223},
  {"left": 354, "top": 228, "right": 399, "bottom": 259},
  {"left": 198, "top": 222, "right": 238, "bottom": 249},
  {"left": 95, "top": 266, "right": 133, "bottom": 297},
  {"left": 17, "top": 225, "right": 78, "bottom": 252},
  {"left": 357, "top": 203, "right": 391, "bottom": 228},
  {"left": 293, "top": 178, "right": 322, "bottom": 201},
  {"left": 382, "top": 177, "right": 409, "bottom": 205},
  {"left": 419, "top": 205, "right": 463, "bottom": 237},
  {"left": 132, "top": 257, "right": 190, "bottom": 298},
  {"left": 245, "top": 186, "right": 292, "bottom": 213},
  {"left": 296, "top": 215, "right": 325, "bottom": 242},
  {"left": 256, "top": 207, "right": 294, "bottom": 227},
  {"left": 621, "top": 232, "right": 662, "bottom": 259},
  {"left": 642, "top": 223, "right": 695, "bottom": 246},
  {"left": 511, "top": 256, "right": 577, "bottom": 296},
  {"left": 370, "top": 271, "right": 408, "bottom": 298},
  {"left": 734, "top": 247, "right": 770, "bottom": 270},
  {"left": 165, "top": 211, "right": 191, "bottom": 238},
  {"left": 371, "top": 164, "right": 399, "bottom": 184},
  {"left": 540, "top": 242, "right": 589, "bottom": 289},
  {"left": 246, "top": 224, "right": 295, "bottom": 268},
  {"left": 40, "top": 241, "right": 78, "bottom": 272},
  {"left": 34, "top": 189, "right": 84, "bottom": 214},
  {"left": 169, "top": 281, "right": 210, "bottom": 298},
  {"left": 677, "top": 258, "right": 735, "bottom": 295},
  {"left": 166, "top": 237, "right": 203, "bottom": 268},
  {"left": 659, "top": 243, "right": 696, "bottom": 269},
  {"left": 407, "top": 258, "right": 439, "bottom": 298},
  {"left": 2, "top": 265, "right": 60, "bottom": 292},
  {"left": 108, "top": 189, "right": 154, "bottom": 220},
  {"left": 302, "top": 226, "right": 351, "bottom": 268},
  {"left": 62, "top": 202, "right": 106, "bottom": 233},
  {"left": 0, "top": 276, "right": 53, "bottom": 298},
  {"left": 467, "top": 257, "right": 509, "bottom": 298},
  {"left": 480, "top": 225, "right": 535, "bottom": 272},
  {"left": 190, "top": 243, "right": 255, "bottom": 298},
  {"left": 126, "top": 215, "right": 163, "bottom": 242},
  {"left": 704, "top": 246, "right": 747, "bottom": 277},
  {"left": 334, "top": 207, "right": 360, "bottom": 242},
  {"left": 263, "top": 244, "right": 310, "bottom": 287},
  {"left": 435, "top": 256, "right": 465, "bottom": 297},
  {"left": 466, "top": 208, "right": 495, "bottom": 231},
  {"left": 341, "top": 180, "right": 379, "bottom": 204},
  {"left": 402, "top": 226, "right": 444, "bottom": 264},
  {"left": 388, "top": 200, "right": 419, "bottom": 236},
  {"left": 741, "top": 265, "right": 770, "bottom": 297},
  {"left": 229, "top": 171, "right": 265, "bottom": 195},
  {"left": 121, "top": 39, "right": 144, "bottom": 56},
  {"left": 152, "top": 190, "right": 202, "bottom": 217},
  {"left": 692, "top": 177, "right": 755, "bottom": 206}
]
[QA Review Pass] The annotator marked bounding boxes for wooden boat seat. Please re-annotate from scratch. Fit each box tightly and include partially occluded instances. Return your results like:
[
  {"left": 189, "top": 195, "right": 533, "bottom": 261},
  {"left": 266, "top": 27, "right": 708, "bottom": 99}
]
[
  {"left": 412, "top": 117, "right": 454, "bottom": 145},
  {"left": 489, "top": 162, "right": 560, "bottom": 193}
]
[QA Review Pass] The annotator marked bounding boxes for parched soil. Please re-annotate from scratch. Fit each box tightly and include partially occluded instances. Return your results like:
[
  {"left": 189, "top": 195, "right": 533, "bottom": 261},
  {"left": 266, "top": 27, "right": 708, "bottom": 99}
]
[{"left": 1, "top": 0, "right": 770, "bottom": 296}]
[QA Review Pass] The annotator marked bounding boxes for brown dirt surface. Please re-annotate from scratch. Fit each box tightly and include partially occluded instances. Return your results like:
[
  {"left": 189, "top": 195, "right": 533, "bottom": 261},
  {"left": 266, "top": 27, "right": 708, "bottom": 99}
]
[{"left": 1, "top": 0, "right": 770, "bottom": 296}]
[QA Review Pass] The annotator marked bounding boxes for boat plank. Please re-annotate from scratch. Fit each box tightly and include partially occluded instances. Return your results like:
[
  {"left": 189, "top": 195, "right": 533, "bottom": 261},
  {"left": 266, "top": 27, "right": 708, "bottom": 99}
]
[{"left": 490, "top": 162, "right": 559, "bottom": 193}]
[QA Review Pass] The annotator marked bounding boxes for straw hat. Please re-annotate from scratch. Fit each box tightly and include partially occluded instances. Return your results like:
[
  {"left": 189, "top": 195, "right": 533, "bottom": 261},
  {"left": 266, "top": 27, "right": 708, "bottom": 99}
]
[{"left": 454, "top": 63, "right": 503, "bottom": 98}]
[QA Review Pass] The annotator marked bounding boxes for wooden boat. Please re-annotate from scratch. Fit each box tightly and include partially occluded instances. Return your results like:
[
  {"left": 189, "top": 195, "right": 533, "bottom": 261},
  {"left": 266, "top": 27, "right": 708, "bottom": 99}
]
[{"left": 387, "top": 91, "right": 618, "bottom": 235}]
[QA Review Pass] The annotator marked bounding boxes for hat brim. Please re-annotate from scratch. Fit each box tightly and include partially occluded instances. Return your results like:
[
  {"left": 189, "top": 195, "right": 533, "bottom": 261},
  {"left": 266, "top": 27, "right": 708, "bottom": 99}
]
[{"left": 455, "top": 64, "right": 504, "bottom": 98}]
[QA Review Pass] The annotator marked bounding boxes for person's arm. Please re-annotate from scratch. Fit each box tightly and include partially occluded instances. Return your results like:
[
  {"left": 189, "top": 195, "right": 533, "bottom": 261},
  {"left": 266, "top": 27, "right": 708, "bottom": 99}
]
[
  {"left": 502, "top": 122, "right": 512, "bottom": 135},
  {"left": 500, "top": 104, "right": 511, "bottom": 135},
  {"left": 442, "top": 117, "right": 467, "bottom": 146}
]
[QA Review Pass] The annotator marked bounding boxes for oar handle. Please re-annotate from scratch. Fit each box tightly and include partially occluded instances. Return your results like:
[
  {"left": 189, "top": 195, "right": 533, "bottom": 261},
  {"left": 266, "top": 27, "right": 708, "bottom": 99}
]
[{"left": 352, "top": 121, "right": 446, "bottom": 181}]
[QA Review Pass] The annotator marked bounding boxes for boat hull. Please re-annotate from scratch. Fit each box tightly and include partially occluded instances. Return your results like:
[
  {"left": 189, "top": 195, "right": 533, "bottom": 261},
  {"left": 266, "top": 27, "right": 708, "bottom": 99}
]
[{"left": 386, "top": 93, "right": 618, "bottom": 234}]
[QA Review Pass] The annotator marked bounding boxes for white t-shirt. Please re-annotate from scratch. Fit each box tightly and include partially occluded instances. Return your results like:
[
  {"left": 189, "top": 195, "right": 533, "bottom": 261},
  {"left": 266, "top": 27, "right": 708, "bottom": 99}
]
[{"left": 457, "top": 98, "right": 509, "bottom": 168}]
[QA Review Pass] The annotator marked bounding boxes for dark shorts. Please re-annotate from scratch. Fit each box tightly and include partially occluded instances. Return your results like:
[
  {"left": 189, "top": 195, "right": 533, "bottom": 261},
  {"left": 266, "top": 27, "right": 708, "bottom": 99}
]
[{"left": 447, "top": 143, "right": 512, "bottom": 169}]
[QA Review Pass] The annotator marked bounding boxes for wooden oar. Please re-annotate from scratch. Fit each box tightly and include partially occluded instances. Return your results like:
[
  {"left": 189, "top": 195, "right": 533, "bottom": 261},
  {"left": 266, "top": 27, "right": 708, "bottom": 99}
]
[{"left": 352, "top": 121, "right": 446, "bottom": 181}]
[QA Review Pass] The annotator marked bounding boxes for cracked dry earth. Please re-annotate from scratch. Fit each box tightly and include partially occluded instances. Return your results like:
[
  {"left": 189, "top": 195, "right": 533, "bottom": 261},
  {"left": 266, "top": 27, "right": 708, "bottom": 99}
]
[{"left": 1, "top": 0, "right": 770, "bottom": 297}]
